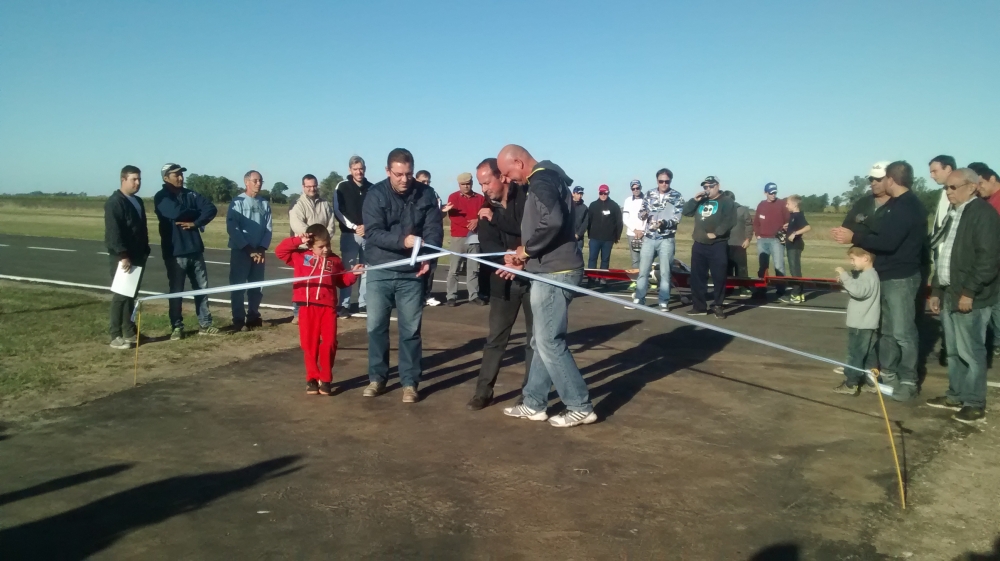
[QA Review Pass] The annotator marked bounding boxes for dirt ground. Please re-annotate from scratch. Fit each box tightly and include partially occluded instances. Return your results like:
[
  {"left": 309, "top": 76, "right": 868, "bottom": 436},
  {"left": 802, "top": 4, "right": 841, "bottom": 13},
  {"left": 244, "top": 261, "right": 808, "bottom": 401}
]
[{"left": 1, "top": 290, "right": 999, "bottom": 560}]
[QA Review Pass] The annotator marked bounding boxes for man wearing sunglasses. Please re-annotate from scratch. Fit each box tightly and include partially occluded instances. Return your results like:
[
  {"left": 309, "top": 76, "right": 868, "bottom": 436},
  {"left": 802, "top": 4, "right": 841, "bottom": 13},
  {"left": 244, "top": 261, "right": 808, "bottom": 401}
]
[
  {"left": 682, "top": 176, "right": 736, "bottom": 318},
  {"left": 634, "top": 169, "right": 684, "bottom": 309},
  {"left": 831, "top": 161, "right": 928, "bottom": 402},
  {"left": 925, "top": 169, "right": 1000, "bottom": 425},
  {"left": 842, "top": 162, "right": 892, "bottom": 239},
  {"left": 622, "top": 179, "right": 646, "bottom": 284},
  {"left": 753, "top": 183, "right": 790, "bottom": 301}
]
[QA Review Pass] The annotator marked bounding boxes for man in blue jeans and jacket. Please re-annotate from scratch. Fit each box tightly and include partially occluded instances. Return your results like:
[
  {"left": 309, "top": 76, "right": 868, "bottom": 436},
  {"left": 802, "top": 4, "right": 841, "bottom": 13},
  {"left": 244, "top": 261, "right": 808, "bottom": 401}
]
[
  {"left": 832, "top": 161, "right": 929, "bottom": 401},
  {"left": 361, "top": 148, "right": 443, "bottom": 404},
  {"left": 227, "top": 170, "right": 272, "bottom": 332},
  {"left": 154, "top": 163, "right": 220, "bottom": 340},
  {"left": 497, "top": 144, "right": 596, "bottom": 428}
]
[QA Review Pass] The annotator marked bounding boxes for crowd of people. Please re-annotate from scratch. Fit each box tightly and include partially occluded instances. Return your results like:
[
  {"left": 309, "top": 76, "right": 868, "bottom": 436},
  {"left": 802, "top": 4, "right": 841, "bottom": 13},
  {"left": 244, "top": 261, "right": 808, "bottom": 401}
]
[{"left": 101, "top": 149, "right": 1000, "bottom": 427}]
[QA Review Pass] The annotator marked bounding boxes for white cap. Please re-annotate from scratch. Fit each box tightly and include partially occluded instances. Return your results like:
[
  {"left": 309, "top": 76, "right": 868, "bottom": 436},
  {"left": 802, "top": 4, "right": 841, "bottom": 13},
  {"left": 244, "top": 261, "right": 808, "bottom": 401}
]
[{"left": 868, "top": 161, "right": 890, "bottom": 179}]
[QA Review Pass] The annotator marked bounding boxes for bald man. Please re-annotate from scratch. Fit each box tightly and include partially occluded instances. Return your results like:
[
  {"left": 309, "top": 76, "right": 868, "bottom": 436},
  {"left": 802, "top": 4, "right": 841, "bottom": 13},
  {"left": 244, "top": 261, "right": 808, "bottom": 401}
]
[{"left": 496, "top": 144, "right": 595, "bottom": 428}]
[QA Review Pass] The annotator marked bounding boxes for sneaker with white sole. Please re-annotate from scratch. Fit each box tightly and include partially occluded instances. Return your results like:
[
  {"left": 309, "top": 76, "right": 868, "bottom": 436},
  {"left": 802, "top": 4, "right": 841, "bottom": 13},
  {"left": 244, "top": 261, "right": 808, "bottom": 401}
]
[
  {"left": 503, "top": 404, "right": 548, "bottom": 421},
  {"left": 109, "top": 337, "right": 131, "bottom": 350},
  {"left": 362, "top": 381, "right": 385, "bottom": 397},
  {"left": 832, "top": 366, "right": 844, "bottom": 375},
  {"left": 198, "top": 325, "right": 222, "bottom": 336},
  {"left": 658, "top": 302, "right": 669, "bottom": 311},
  {"left": 352, "top": 307, "right": 367, "bottom": 318},
  {"left": 426, "top": 297, "right": 441, "bottom": 307},
  {"left": 548, "top": 410, "right": 598, "bottom": 427},
  {"left": 170, "top": 327, "right": 184, "bottom": 341}
]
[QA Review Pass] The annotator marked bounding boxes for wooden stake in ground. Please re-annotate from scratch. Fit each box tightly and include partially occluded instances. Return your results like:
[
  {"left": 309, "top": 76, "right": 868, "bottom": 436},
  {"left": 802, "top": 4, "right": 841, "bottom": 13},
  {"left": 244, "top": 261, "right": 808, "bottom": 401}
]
[{"left": 133, "top": 305, "right": 142, "bottom": 387}]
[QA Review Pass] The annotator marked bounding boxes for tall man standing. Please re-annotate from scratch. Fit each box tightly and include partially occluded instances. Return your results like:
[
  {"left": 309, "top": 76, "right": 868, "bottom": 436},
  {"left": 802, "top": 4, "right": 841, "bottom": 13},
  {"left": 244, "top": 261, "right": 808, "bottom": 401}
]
[
  {"left": 227, "top": 170, "right": 272, "bottom": 332},
  {"left": 442, "top": 172, "right": 485, "bottom": 306},
  {"left": 682, "top": 176, "right": 736, "bottom": 319},
  {"left": 289, "top": 173, "right": 337, "bottom": 323},
  {"left": 969, "top": 162, "right": 1000, "bottom": 358},
  {"left": 753, "top": 183, "right": 789, "bottom": 300},
  {"left": 586, "top": 184, "right": 623, "bottom": 276},
  {"left": 929, "top": 155, "right": 957, "bottom": 234},
  {"left": 467, "top": 158, "right": 533, "bottom": 410},
  {"left": 104, "top": 165, "right": 150, "bottom": 349},
  {"left": 571, "top": 186, "right": 588, "bottom": 256},
  {"left": 622, "top": 179, "right": 646, "bottom": 274},
  {"left": 634, "top": 168, "right": 684, "bottom": 309},
  {"left": 362, "top": 149, "right": 443, "bottom": 403},
  {"left": 154, "top": 163, "right": 220, "bottom": 340},
  {"left": 497, "top": 144, "right": 595, "bottom": 428},
  {"left": 832, "top": 161, "right": 928, "bottom": 402},
  {"left": 334, "top": 155, "right": 372, "bottom": 317},
  {"left": 926, "top": 169, "right": 999, "bottom": 425}
]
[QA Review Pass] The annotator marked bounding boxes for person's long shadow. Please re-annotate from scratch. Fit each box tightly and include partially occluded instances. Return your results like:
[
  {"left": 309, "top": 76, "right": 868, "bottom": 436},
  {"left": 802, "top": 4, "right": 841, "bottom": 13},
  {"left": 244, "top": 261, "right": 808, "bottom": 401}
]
[
  {"left": 582, "top": 325, "right": 734, "bottom": 418},
  {"left": 748, "top": 543, "right": 800, "bottom": 560},
  {"left": 962, "top": 536, "right": 1000, "bottom": 560},
  {"left": 0, "top": 455, "right": 302, "bottom": 560},
  {"left": 0, "top": 463, "right": 134, "bottom": 507}
]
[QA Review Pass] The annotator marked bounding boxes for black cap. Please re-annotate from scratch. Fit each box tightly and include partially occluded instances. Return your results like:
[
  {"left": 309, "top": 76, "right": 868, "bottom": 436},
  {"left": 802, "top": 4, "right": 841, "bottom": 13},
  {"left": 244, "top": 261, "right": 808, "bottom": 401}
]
[
  {"left": 701, "top": 176, "right": 720, "bottom": 187},
  {"left": 161, "top": 163, "right": 187, "bottom": 178}
]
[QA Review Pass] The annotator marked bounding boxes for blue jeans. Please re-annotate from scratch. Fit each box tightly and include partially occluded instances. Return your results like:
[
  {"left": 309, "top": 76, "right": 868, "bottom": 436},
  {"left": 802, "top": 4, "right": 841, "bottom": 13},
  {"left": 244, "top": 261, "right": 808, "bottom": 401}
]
[
  {"left": 229, "top": 248, "right": 265, "bottom": 324},
  {"left": 990, "top": 301, "right": 1000, "bottom": 346},
  {"left": 845, "top": 328, "right": 876, "bottom": 386},
  {"left": 587, "top": 239, "right": 613, "bottom": 269},
  {"left": 628, "top": 237, "right": 641, "bottom": 269},
  {"left": 521, "top": 269, "right": 593, "bottom": 414},
  {"left": 878, "top": 273, "right": 922, "bottom": 393},
  {"left": 636, "top": 237, "right": 675, "bottom": 305},
  {"left": 756, "top": 238, "right": 786, "bottom": 296},
  {"left": 339, "top": 233, "right": 367, "bottom": 309},
  {"left": 164, "top": 253, "right": 212, "bottom": 329},
  {"left": 365, "top": 268, "right": 425, "bottom": 388},
  {"left": 942, "top": 293, "right": 990, "bottom": 409}
]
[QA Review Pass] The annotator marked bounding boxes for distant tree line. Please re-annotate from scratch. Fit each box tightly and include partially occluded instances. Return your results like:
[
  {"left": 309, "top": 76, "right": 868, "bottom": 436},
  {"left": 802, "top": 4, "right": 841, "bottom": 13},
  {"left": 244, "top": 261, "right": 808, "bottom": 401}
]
[{"left": 837, "top": 175, "right": 937, "bottom": 215}]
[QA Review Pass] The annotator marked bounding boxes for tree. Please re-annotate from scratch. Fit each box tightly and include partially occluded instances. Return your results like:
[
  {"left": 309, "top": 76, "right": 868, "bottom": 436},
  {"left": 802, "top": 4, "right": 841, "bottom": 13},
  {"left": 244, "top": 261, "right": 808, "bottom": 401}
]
[
  {"left": 258, "top": 189, "right": 271, "bottom": 201},
  {"left": 841, "top": 176, "right": 869, "bottom": 207},
  {"left": 288, "top": 193, "right": 300, "bottom": 208},
  {"left": 831, "top": 195, "right": 843, "bottom": 211},
  {"left": 319, "top": 171, "right": 344, "bottom": 201},
  {"left": 799, "top": 193, "right": 828, "bottom": 213},
  {"left": 910, "top": 176, "right": 938, "bottom": 217},
  {"left": 271, "top": 181, "right": 289, "bottom": 204},
  {"left": 186, "top": 173, "right": 239, "bottom": 203}
]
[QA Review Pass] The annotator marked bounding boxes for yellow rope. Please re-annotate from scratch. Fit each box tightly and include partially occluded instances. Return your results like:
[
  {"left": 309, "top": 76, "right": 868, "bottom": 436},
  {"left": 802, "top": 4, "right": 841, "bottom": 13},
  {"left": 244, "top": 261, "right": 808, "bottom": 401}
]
[
  {"left": 132, "top": 306, "right": 141, "bottom": 387},
  {"left": 871, "top": 369, "right": 905, "bottom": 509}
]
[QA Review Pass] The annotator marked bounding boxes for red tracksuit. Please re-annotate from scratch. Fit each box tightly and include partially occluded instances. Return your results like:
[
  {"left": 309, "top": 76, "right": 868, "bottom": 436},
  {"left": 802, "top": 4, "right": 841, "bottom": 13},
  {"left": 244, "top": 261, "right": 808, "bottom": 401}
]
[{"left": 275, "top": 237, "right": 357, "bottom": 382}]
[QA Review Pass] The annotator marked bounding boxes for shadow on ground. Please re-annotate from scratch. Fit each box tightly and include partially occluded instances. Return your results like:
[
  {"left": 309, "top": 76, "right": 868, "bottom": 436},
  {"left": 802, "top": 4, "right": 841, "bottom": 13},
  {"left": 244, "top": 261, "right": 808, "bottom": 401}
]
[
  {"left": 0, "top": 455, "right": 302, "bottom": 561},
  {"left": 0, "top": 463, "right": 134, "bottom": 507}
]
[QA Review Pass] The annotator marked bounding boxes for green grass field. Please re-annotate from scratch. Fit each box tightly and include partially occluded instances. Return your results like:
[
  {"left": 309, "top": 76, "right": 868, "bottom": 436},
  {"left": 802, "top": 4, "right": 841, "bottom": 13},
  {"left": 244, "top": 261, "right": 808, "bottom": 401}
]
[{"left": 0, "top": 195, "right": 853, "bottom": 278}]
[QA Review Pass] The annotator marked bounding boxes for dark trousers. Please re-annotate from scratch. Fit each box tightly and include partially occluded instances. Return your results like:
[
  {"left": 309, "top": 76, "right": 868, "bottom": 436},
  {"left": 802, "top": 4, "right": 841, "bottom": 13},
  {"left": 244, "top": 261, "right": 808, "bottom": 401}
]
[
  {"left": 690, "top": 242, "right": 728, "bottom": 311},
  {"left": 479, "top": 264, "right": 494, "bottom": 302},
  {"left": 475, "top": 275, "right": 533, "bottom": 398},
  {"left": 786, "top": 246, "right": 803, "bottom": 296},
  {"left": 587, "top": 239, "right": 613, "bottom": 269},
  {"left": 424, "top": 260, "right": 438, "bottom": 300},
  {"left": 727, "top": 245, "right": 748, "bottom": 277},
  {"left": 845, "top": 328, "right": 876, "bottom": 386},
  {"left": 108, "top": 254, "right": 147, "bottom": 338}
]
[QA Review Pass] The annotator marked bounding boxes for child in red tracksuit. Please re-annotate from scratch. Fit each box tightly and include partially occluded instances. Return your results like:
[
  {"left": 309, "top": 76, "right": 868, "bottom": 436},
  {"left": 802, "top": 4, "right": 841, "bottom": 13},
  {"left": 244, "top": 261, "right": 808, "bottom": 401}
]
[{"left": 275, "top": 224, "right": 360, "bottom": 395}]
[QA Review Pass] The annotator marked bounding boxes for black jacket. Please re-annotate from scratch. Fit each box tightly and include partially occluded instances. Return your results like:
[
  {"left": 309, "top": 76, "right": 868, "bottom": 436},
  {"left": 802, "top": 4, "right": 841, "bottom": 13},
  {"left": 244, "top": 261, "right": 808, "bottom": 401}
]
[
  {"left": 480, "top": 183, "right": 531, "bottom": 288},
  {"left": 931, "top": 198, "right": 1000, "bottom": 309},
  {"left": 521, "top": 161, "right": 584, "bottom": 273},
  {"left": 335, "top": 177, "right": 371, "bottom": 233},
  {"left": 104, "top": 190, "right": 150, "bottom": 260},
  {"left": 572, "top": 200, "right": 588, "bottom": 240},
  {"left": 855, "top": 190, "right": 928, "bottom": 280},
  {"left": 682, "top": 195, "right": 737, "bottom": 244},
  {"left": 153, "top": 185, "right": 218, "bottom": 258},
  {"left": 843, "top": 193, "right": 889, "bottom": 238},
  {"left": 586, "top": 198, "right": 623, "bottom": 242},
  {"left": 362, "top": 179, "right": 444, "bottom": 272}
]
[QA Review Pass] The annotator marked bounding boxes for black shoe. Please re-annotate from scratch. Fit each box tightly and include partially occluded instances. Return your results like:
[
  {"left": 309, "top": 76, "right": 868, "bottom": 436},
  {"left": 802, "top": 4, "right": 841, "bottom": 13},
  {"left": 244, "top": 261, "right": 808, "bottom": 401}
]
[
  {"left": 445, "top": 299, "right": 457, "bottom": 307},
  {"left": 246, "top": 317, "right": 264, "bottom": 329},
  {"left": 832, "top": 382, "right": 861, "bottom": 396},
  {"left": 470, "top": 297, "right": 487, "bottom": 306},
  {"left": 466, "top": 394, "right": 492, "bottom": 411},
  {"left": 713, "top": 305, "right": 726, "bottom": 319},
  {"left": 953, "top": 406, "right": 986, "bottom": 424},
  {"left": 926, "top": 396, "right": 962, "bottom": 411},
  {"left": 337, "top": 307, "right": 351, "bottom": 319},
  {"left": 686, "top": 308, "right": 708, "bottom": 316},
  {"left": 306, "top": 379, "right": 319, "bottom": 395},
  {"left": 939, "top": 352, "right": 948, "bottom": 367},
  {"left": 318, "top": 382, "right": 333, "bottom": 396}
]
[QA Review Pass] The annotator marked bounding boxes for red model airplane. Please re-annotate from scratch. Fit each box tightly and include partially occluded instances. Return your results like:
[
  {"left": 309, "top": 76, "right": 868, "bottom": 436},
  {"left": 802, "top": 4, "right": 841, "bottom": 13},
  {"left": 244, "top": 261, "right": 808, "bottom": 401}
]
[{"left": 584, "top": 260, "right": 845, "bottom": 292}]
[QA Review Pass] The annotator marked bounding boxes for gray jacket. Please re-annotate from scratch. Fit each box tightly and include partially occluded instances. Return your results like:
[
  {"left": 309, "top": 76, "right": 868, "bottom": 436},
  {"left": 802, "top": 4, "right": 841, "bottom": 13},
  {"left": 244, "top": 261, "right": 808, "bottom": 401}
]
[
  {"left": 728, "top": 204, "right": 753, "bottom": 247},
  {"left": 521, "top": 160, "right": 584, "bottom": 273},
  {"left": 682, "top": 195, "right": 737, "bottom": 245},
  {"left": 839, "top": 268, "right": 880, "bottom": 330}
]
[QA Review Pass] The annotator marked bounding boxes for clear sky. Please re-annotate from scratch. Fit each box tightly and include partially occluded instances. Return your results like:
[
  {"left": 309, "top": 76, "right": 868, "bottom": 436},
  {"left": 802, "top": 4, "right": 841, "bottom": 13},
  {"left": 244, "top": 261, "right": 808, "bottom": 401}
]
[{"left": 1, "top": 0, "right": 997, "bottom": 204}]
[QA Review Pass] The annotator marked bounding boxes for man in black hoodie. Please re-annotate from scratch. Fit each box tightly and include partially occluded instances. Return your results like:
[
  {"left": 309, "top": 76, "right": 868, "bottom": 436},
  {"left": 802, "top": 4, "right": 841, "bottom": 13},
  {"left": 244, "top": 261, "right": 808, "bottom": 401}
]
[
  {"left": 586, "top": 184, "right": 624, "bottom": 277},
  {"left": 571, "top": 186, "right": 588, "bottom": 255},
  {"left": 682, "top": 176, "right": 737, "bottom": 319},
  {"left": 832, "top": 161, "right": 929, "bottom": 402},
  {"left": 497, "top": 144, "right": 595, "bottom": 428},
  {"left": 467, "top": 158, "right": 533, "bottom": 411},
  {"left": 334, "top": 155, "right": 372, "bottom": 317},
  {"left": 104, "top": 165, "right": 150, "bottom": 350}
]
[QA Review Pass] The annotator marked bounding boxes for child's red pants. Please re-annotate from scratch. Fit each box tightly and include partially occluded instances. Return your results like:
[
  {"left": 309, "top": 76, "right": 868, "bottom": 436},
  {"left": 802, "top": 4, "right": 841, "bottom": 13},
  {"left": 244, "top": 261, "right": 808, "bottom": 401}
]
[{"left": 298, "top": 304, "right": 337, "bottom": 382}]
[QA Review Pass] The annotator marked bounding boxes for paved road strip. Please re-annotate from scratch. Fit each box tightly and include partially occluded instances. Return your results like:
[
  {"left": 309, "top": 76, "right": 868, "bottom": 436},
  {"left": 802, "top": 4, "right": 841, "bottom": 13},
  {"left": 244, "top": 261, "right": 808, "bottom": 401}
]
[{"left": 27, "top": 246, "right": 76, "bottom": 252}]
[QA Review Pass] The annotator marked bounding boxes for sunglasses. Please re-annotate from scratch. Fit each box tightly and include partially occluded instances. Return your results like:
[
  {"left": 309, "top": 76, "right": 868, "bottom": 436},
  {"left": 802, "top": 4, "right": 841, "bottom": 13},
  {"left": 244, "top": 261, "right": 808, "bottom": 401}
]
[
  {"left": 631, "top": 187, "right": 642, "bottom": 191},
  {"left": 946, "top": 181, "right": 972, "bottom": 191},
  {"left": 657, "top": 179, "right": 671, "bottom": 185}
]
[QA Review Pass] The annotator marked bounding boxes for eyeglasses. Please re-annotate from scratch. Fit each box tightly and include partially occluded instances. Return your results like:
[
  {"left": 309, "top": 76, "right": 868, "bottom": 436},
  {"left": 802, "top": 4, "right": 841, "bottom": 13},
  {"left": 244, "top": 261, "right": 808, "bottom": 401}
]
[
  {"left": 946, "top": 181, "right": 973, "bottom": 191},
  {"left": 657, "top": 179, "right": 671, "bottom": 185},
  {"left": 631, "top": 187, "right": 642, "bottom": 191}
]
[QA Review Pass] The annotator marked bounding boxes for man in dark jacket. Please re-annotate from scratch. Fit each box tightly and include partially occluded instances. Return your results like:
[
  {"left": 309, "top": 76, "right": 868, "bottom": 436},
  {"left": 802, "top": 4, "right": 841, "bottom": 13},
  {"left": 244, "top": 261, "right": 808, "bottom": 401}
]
[
  {"left": 104, "top": 165, "right": 150, "bottom": 350},
  {"left": 467, "top": 158, "right": 533, "bottom": 411},
  {"left": 571, "top": 186, "right": 588, "bottom": 255},
  {"left": 153, "top": 163, "right": 220, "bottom": 340},
  {"left": 843, "top": 162, "right": 892, "bottom": 239},
  {"left": 497, "top": 144, "right": 594, "bottom": 428},
  {"left": 586, "top": 184, "right": 623, "bottom": 275},
  {"left": 925, "top": 169, "right": 1000, "bottom": 425},
  {"left": 832, "top": 161, "right": 928, "bottom": 402},
  {"left": 682, "top": 176, "right": 737, "bottom": 318},
  {"left": 361, "top": 148, "right": 443, "bottom": 404},
  {"left": 334, "top": 155, "right": 372, "bottom": 316}
]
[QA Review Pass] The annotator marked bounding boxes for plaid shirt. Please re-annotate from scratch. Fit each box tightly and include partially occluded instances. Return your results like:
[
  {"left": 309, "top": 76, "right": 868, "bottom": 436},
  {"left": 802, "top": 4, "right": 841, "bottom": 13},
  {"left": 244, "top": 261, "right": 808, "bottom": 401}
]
[{"left": 937, "top": 198, "right": 974, "bottom": 286}]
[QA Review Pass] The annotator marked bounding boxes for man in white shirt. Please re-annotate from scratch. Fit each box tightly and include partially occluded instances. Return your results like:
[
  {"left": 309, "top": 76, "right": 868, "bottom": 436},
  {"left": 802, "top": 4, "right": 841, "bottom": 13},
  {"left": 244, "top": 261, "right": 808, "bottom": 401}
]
[{"left": 622, "top": 180, "right": 646, "bottom": 291}]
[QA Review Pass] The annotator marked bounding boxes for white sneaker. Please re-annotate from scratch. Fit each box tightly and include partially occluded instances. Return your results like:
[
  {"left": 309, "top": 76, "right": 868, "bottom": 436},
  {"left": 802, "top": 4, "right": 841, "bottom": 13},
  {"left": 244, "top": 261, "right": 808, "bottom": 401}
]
[
  {"left": 548, "top": 410, "right": 598, "bottom": 427},
  {"left": 503, "top": 404, "right": 548, "bottom": 421},
  {"left": 658, "top": 303, "right": 669, "bottom": 311},
  {"left": 109, "top": 337, "right": 131, "bottom": 350},
  {"left": 426, "top": 297, "right": 441, "bottom": 306},
  {"left": 832, "top": 366, "right": 844, "bottom": 375}
]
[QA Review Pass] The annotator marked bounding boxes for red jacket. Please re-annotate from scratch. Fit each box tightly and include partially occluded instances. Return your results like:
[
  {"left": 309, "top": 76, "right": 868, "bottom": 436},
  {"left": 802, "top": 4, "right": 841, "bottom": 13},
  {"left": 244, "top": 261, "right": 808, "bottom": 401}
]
[
  {"left": 753, "top": 198, "right": 790, "bottom": 239},
  {"left": 447, "top": 191, "right": 486, "bottom": 237},
  {"left": 275, "top": 236, "right": 356, "bottom": 307}
]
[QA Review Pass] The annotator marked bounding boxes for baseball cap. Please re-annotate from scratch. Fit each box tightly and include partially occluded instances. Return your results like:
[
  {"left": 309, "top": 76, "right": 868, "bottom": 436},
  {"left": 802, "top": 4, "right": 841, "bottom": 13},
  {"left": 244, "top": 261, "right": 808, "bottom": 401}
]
[
  {"left": 598, "top": 184, "right": 610, "bottom": 194},
  {"left": 161, "top": 163, "right": 187, "bottom": 178},
  {"left": 701, "top": 176, "right": 720, "bottom": 187},
  {"left": 629, "top": 179, "right": 642, "bottom": 189},
  {"left": 867, "top": 161, "right": 891, "bottom": 180},
  {"left": 457, "top": 172, "right": 473, "bottom": 184},
  {"left": 573, "top": 186, "right": 585, "bottom": 194},
  {"left": 763, "top": 182, "right": 778, "bottom": 194}
]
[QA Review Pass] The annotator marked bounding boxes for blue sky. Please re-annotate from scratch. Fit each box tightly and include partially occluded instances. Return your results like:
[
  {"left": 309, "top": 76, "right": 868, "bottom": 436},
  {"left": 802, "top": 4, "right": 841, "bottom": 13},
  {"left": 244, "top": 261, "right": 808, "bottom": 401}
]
[{"left": 1, "top": 0, "right": 997, "bottom": 204}]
